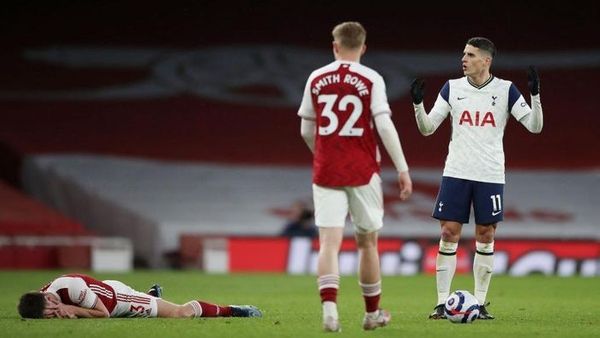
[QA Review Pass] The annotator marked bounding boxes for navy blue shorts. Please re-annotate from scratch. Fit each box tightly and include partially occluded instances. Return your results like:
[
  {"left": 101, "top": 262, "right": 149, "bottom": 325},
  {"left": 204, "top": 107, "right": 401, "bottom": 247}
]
[{"left": 432, "top": 176, "right": 504, "bottom": 225}]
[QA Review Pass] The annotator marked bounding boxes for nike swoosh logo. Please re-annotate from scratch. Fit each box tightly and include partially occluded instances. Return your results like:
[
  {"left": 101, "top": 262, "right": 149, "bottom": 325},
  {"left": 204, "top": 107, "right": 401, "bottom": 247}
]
[
  {"left": 492, "top": 211, "right": 501, "bottom": 216},
  {"left": 457, "top": 97, "right": 467, "bottom": 100}
]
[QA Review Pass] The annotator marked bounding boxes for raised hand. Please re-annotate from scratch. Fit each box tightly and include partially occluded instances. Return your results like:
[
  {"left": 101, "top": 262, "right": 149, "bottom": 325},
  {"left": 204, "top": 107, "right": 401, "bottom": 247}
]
[
  {"left": 527, "top": 66, "right": 540, "bottom": 95},
  {"left": 410, "top": 78, "right": 425, "bottom": 104}
]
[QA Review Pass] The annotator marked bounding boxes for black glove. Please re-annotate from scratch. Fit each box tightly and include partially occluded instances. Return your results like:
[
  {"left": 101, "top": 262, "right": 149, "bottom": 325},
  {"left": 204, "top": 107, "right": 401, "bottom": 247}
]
[
  {"left": 410, "top": 78, "right": 425, "bottom": 104},
  {"left": 527, "top": 65, "right": 540, "bottom": 95}
]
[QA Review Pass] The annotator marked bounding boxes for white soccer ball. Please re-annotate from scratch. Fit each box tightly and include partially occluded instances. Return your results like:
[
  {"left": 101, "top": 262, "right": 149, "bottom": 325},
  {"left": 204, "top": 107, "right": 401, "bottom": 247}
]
[{"left": 444, "top": 290, "right": 480, "bottom": 324}]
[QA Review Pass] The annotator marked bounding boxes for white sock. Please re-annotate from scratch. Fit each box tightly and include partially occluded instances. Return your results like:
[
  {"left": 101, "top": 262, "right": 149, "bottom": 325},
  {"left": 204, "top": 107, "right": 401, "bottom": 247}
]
[
  {"left": 359, "top": 280, "right": 382, "bottom": 297},
  {"left": 318, "top": 274, "right": 340, "bottom": 290},
  {"left": 359, "top": 281, "right": 381, "bottom": 317},
  {"left": 322, "top": 301, "right": 338, "bottom": 321},
  {"left": 365, "top": 310, "right": 380, "bottom": 320},
  {"left": 436, "top": 240, "right": 458, "bottom": 305},
  {"left": 473, "top": 241, "right": 494, "bottom": 305},
  {"left": 185, "top": 301, "right": 203, "bottom": 318}
]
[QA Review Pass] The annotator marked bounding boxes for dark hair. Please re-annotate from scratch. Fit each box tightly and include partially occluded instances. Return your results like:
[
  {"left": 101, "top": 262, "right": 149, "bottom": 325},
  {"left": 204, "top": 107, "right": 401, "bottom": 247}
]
[
  {"left": 466, "top": 37, "right": 496, "bottom": 57},
  {"left": 18, "top": 292, "right": 46, "bottom": 319}
]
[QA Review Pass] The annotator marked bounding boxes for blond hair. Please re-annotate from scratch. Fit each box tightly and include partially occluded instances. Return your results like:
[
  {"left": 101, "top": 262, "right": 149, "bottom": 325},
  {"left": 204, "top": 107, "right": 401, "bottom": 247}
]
[{"left": 332, "top": 22, "right": 366, "bottom": 50}]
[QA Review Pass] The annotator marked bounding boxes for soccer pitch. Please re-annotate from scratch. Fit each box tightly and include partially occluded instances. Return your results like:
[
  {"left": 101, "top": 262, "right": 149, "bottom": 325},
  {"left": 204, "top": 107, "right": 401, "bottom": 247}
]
[{"left": 1, "top": 271, "right": 598, "bottom": 337}]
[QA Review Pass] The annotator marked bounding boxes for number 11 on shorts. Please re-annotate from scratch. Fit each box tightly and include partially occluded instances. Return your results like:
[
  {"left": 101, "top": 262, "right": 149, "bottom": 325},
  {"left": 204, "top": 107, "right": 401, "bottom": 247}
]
[{"left": 490, "top": 194, "right": 502, "bottom": 215}]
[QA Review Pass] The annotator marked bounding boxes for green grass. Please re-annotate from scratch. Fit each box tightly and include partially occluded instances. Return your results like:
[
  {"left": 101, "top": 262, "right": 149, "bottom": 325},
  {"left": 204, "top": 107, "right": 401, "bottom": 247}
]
[{"left": 0, "top": 271, "right": 598, "bottom": 337}]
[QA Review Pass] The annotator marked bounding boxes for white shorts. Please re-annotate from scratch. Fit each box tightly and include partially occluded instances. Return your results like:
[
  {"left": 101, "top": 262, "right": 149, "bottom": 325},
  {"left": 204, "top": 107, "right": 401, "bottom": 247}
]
[
  {"left": 313, "top": 173, "right": 383, "bottom": 233},
  {"left": 104, "top": 280, "right": 158, "bottom": 318}
]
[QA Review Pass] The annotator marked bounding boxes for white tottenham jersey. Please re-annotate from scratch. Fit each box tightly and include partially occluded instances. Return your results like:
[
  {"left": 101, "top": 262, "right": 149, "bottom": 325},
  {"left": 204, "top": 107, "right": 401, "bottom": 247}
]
[{"left": 425, "top": 76, "right": 532, "bottom": 183}]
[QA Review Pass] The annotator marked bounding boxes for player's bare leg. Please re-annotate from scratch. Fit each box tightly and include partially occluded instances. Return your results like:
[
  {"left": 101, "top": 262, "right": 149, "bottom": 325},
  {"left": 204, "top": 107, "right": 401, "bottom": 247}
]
[
  {"left": 317, "top": 227, "right": 343, "bottom": 332},
  {"left": 430, "top": 220, "right": 462, "bottom": 319},
  {"left": 156, "top": 298, "right": 195, "bottom": 318},
  {"left": 356, "top": 231, "right": 390, "bottom": 330},
  {"left": 474, "top": 223, "right": 496, "bottom": 319}
]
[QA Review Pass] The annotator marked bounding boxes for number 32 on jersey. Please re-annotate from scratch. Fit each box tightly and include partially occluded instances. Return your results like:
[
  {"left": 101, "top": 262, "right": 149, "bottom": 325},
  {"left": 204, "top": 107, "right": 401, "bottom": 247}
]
[{"left": 318, "top": 94, "right": 363, "bottom": 137}]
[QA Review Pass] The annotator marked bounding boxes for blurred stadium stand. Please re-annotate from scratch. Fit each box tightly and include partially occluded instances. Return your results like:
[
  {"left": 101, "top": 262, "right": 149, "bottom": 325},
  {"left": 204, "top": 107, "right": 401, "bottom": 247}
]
[
  {"left": 0, "top": 1, "right": 598, "bottom": 271},
  {"left": 0, "top": 181, "right": 132, "bottom": 270}
]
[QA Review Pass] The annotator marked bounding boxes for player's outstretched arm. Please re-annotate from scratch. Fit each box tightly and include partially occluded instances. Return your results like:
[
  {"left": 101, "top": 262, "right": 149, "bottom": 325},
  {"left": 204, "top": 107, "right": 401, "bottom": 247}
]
[{"left": 519, "top": 66, "right": 543, "bottom": 133}]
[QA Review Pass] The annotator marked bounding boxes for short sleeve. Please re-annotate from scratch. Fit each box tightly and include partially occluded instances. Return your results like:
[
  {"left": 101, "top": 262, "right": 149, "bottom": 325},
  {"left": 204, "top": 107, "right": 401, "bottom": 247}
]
[{"left": 67, "top": 278, "right": 98, "bottom": 309}]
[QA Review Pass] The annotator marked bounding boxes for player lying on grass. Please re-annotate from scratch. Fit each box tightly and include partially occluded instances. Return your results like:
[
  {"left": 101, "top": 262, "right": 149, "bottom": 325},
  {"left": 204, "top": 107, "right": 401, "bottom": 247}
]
[{"left": 18, "top": 273, "right": 262, "bottom": 319}]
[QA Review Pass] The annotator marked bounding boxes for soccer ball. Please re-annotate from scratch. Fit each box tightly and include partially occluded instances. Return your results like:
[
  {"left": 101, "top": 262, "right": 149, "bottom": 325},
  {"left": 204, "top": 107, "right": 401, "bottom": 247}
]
[{"left": 444, "top": 290, "right": 480, "bottom": 324}]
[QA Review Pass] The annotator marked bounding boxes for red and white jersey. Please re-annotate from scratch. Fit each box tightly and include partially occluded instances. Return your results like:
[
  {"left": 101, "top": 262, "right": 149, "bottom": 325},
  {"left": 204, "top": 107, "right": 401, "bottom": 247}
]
[
  {"left": 41, "top": 273, "right": 117, "bottom": 314},
  {"left": 40, "top": 274, "right": 157, "bottom": 317},
  {"left": 298, "top": 60, "right": 391, "bottom": 187}
]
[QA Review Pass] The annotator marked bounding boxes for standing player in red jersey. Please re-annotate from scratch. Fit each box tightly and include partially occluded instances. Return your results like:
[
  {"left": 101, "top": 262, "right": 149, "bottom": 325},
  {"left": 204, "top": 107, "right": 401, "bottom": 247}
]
[
  {"left": 18, "top": 273, "right": 262, "bottom": 319},
  {"left": 298, "top": 22, "right": 412, "bottom": 332}
]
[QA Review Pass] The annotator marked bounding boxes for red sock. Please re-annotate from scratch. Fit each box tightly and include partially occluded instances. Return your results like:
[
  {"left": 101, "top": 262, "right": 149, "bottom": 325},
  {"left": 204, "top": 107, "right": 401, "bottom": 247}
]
[
  {"left": 320, "top": 287, "right": 338, "bottom": 303},
  {"left": 220, "top": 306, "right": 232, "bottom": 317},
  {"left": 196, "top": 301, "right": 231, "bottom": 317},
  {"left": 363, "top": 294, "right": 380, "bottom": 313}
]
